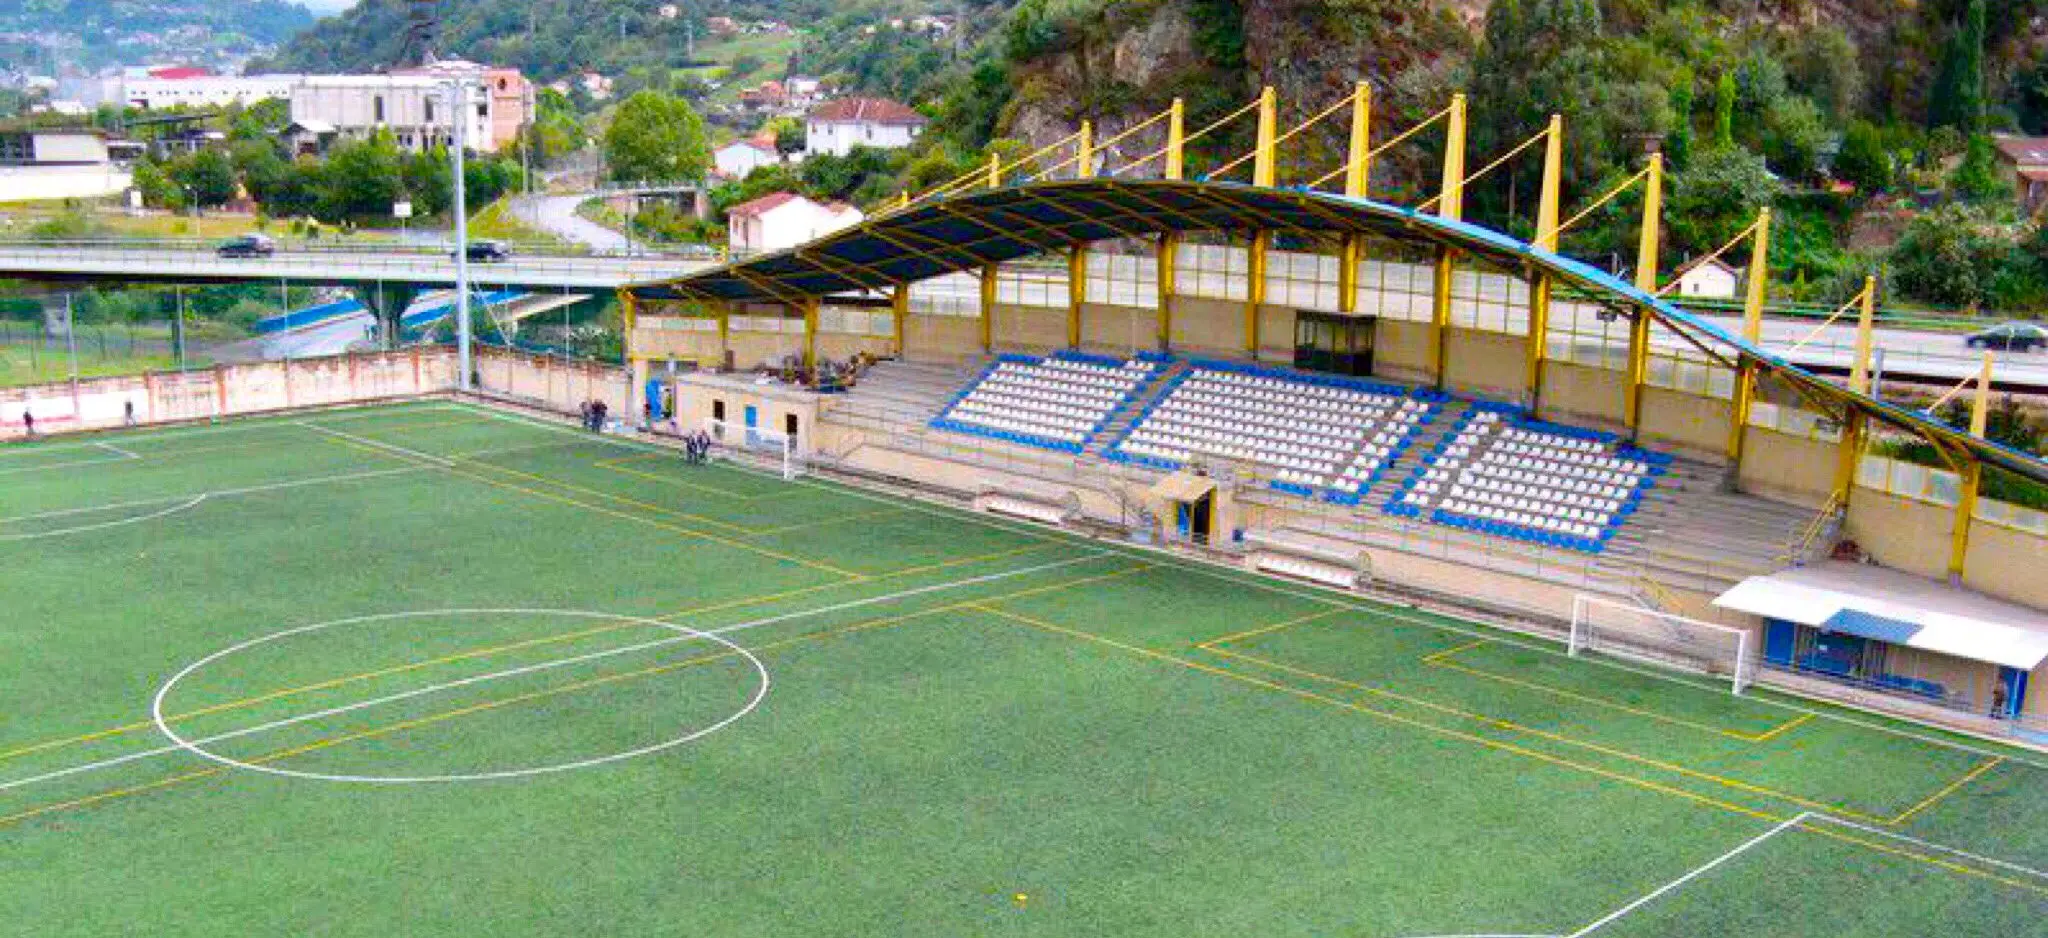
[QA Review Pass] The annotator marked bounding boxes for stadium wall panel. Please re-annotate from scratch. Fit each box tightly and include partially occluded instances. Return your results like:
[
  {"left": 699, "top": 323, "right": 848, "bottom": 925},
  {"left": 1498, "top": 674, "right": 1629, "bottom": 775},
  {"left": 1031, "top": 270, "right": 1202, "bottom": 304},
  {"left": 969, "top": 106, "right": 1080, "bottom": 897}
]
[
  {"left": 1846, "top": 489, "right": 1952, "bottom": 580},
  {"left": 1168, "top": 296, "right": 1246, "bottom": 355},
  {"left": 1737, "top": 427, "right": 1834, "bottom": 506},
  {"left": 1080, "top": 302, "right": 1155, "bottom": 353},
  {"left": 1372, "top": 319, "right": 1433, "bottom": 384},
  {"left": 991, "top": 302, "right": 1066, "bottom": 352},
  {"left": 902, "top": 313, "right": 981, "bottom": 361},
  {"left": 1964, "top": 519, "right": 2048, "bottom": 611},
  {"left": 1535, "top": 361, "right": 1626, "bottom": 431},
  {"left": 1639, "top": 386, "right": 1733, "bottom": 459},
  {"left": 1441, "top": 328, "right": 1526, "bottom": 400}
]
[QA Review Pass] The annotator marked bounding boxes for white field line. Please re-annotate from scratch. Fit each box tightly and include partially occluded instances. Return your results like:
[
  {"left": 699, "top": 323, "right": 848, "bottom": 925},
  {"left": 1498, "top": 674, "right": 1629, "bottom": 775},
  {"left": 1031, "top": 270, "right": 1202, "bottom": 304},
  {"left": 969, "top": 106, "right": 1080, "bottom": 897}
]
[
  {"left": 295, "top": 420, "right": 456, "bottom": 468},
  {"left": 1803, "top": 812, "right": 2048, "bottom": 883},
  {"left": 0, "top": 451, "right": 133, "bottom": 477},
  {"left": 0, "top": 495, "right": 208, "bottom": 542},
  {"left": 94, "top": 441, "right": 140, "bottom": 460},
  {"left": 450, "top": 402, "right": 2048, "bottom": 774},
  {"left": 0, "top": 464, "right": 431, "bottom": 526},
  {"left": 1565, "top": 813, "right": 1811, "bottom": 937},
  {"left": 0, "top": 402, "right": 465, "bottom": 455},
  {"left": 0, "top": 550, "right": 1111, "bottom": 793}
]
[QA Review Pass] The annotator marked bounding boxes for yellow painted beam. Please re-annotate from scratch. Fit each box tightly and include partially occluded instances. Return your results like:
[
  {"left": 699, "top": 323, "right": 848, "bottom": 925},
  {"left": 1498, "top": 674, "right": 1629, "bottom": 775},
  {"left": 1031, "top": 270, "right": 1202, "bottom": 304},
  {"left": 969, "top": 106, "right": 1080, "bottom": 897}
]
[
  {"left": 1624, "top": 152, "right": 1663, "bottom": 432},
  {"left": 1165, "top": 98, "right": 1186, "bottom": 182},
  {"left": 1247, "top": 232, "right": 1268, "bottom": 357},
  {"left": 1831, "top": 276, "right": 1878, "bottom": 504},
  {"left": 1157, "top": 234, "right": 1177, "bottom": 350},
  {"left": 800, "top": 297, "right": 819, "bottom": 370},
  {"left": 1949, "top": 351, "right": 1995, "bottom": 579},
  {"left": 1727, "top": 207, "right": 1772, "bottom": 464},
  {"left": 716, "top": 300, "right": 731, "bottom": 365},
  {"left": 1525, "top": 114, "right": 1563, "bottom": 408},
  {"left": 1068, "top": 246, "right": 1086, "bottom": 348},
  {"left": 1339, "top": 81, "right": 1370, "bottom": 314},
  {"left": 890, "top": 282, "right": 909, "bottom": 357},
  {"left": 1253, "top": 86, "right": 1278, "bottom": 188},
  {"left": 1429, "top": 93, "right": 1467, "bottom": 387},
  {"left": 979, "top": 263, "right": 997, "bottom": 353}
]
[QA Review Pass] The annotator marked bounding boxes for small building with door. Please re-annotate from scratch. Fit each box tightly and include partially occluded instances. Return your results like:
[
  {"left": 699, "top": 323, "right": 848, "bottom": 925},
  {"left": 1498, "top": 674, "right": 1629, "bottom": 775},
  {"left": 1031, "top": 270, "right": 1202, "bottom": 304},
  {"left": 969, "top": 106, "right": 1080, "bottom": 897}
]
[{"left": 1713, "top": 561, "right": 2048, "bottom": 726}]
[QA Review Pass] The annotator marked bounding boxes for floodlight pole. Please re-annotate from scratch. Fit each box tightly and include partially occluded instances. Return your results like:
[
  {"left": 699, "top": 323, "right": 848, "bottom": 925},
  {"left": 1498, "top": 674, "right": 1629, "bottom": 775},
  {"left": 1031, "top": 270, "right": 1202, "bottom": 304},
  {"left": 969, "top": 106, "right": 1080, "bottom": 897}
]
[{"left": 450, "top": 80, "right": 474, "bottom": 391}]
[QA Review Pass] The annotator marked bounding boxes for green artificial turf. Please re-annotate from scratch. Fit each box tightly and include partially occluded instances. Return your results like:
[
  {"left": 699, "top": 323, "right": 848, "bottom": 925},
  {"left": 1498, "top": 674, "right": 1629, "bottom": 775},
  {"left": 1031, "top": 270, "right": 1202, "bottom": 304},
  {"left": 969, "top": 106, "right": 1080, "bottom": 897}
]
[{"left": 1, "top": 400, "right": 2042, "bottom": 936}]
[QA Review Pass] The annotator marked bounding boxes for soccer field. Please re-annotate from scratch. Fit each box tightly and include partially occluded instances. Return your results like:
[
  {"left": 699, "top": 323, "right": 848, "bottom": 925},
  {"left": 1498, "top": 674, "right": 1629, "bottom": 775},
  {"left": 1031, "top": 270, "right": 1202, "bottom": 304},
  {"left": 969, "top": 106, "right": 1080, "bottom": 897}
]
[{"left": 2, "top": 400, "right": 2043, "bottom": 937}]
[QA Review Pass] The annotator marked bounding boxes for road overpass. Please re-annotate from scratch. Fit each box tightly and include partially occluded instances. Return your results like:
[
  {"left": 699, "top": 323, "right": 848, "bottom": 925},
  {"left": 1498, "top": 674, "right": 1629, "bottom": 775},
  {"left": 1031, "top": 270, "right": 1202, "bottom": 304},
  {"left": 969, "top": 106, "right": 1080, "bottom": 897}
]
[{"left": 0, "top": 240, "right": 715, "bottom": 290}]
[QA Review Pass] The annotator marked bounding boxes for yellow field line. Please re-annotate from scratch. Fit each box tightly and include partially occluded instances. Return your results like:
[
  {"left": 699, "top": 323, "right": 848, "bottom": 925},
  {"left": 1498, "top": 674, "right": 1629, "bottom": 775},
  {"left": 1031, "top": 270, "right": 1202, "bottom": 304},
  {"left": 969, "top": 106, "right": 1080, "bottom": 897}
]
[
  {"left": 594, "top": 452, "right": 765, "bottom": 500},
  {"left": 1194, "top": 607, "right": 1347, "bottom": 649},
  {"left": 1418, "top": 638, "right": 1492, "bottom": 665},
  {"left": 1888, "top": 756, "right": 2005, "bottom": 826},
  {"left": 0, "top": 561, "right": 1152, "bottom": 829},
  {"left": 745, "top": 506, "right": 910, "bottom": 536},
  {"left": 1426, "top": 656, "right": 1783, "bottom": 743},
  {"left": 460, "top": 459, "right": 761, "bottom": 536},
  {"left": 967, "top": 604, "right": 2048, "bottom": 900},
  {"left": 1747, "top": 712, "right": 1816, "bottom": 743},
  {"left": 1205, "top": 644, "right": 1897, "bottom": 825},
  {"left": 0, "top": 542, "right": 1061, "bottom": 767}
]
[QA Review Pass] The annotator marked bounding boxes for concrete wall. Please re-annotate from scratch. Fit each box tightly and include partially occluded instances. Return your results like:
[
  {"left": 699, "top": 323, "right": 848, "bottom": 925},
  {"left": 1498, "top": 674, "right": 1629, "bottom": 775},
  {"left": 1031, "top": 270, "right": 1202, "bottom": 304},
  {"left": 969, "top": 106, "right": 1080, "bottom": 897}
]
[
  {"left": 475, "top": 348, "right": 629, "bottom": 418},
  {"left": 1373, "top": 319, "right": 1433, "bottom": 384},
  {"left": 0, "top": 348, "right": 455, "bottom": 439},
  {"left": 1737, "top": 427, "right": 1835, "bottom": 507},
  {"left": 1440, "top": 328, "right": 1525, "bottom": 401},
  {"left": 1170, "top": 296, "right": 1249, "bottom": 356},
  {"left": 902, "top": 313, "right": 981, "bottom": 362},
  {"left": 1963, "top": 517, "right": 2048, "bottom": 610},
  {"left": 1536, "top": 361, "right": 1627, "bottom": 431},
  {"left": 671, "top": 375, "right": 821, "bottom": 454},
  {"left": 1256, "top": 304, "right": 1296, "bottom": 362},
  {"left": 1079, "top": 302, "right": 1157, "bottom": 353},
  {"left": 1639, "top": 386, "right": 1733, "bottom": 460},
  {"left": 1844, "top": 489, "right": 1951, "bottom": 580},
  {"left": 989, "top": 302, "right": 1065, "bottom": 353}
]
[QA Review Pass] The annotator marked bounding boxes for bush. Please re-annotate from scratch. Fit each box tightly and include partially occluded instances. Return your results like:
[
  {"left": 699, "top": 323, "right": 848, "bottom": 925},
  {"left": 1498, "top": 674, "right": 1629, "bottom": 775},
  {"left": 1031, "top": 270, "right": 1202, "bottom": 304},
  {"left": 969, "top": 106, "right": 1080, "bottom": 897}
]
[{"left": 1889, "top": 204, "right": 2003, "bottom": 307}]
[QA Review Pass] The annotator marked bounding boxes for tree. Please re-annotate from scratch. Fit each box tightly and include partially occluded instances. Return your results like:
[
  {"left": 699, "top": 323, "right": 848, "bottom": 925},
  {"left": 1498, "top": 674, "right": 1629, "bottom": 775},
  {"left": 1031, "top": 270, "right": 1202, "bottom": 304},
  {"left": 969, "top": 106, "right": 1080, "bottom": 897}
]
[
  {"left": 1665, "top": 77, "right": 1694, "bottom": 171},
  {"left": 314, "top": 131, "right": 405, "bottom": 221},
  {"left": 1835, "top": 120, "right": 1893, "bottom": 193},
  {"left": 1762, "top": 96, "right": 1829, "bottom": 182},
  {"left": 1669, "top": 145, "right": 1778, "bottom": 258},
  {"left": 402, "top": 147, "right": 453, "bottom": 216},
  {"left": 1951, "top": 132, "right": 2002, "bottom": 203},
  {"left": 171, "top": 149, "right": 238, "bottom": 207},
  {"left": 603, "top": 89, "right": 710, "bottom": 183},
  {"left": 1891, "top": 204, "right": 2001, "bottom": 306},
  {"left": 1787, "top": 26, "right": 1863, "bottom": 122},
  {"left": 1930, "top": 0, "right": 1987, "bottom": 130},
  {"left": 1713, "top": 72, "right": 1737, "bottom": 150},
  {"left": 131, "top": 160, "right": 179, "bottom": 210}
]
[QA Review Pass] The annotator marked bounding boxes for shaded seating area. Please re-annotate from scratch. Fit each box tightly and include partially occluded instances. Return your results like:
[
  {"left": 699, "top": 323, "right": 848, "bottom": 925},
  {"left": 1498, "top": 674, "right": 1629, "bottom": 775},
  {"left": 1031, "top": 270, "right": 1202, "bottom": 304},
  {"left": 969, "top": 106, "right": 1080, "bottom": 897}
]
[
  {"left": 1106, "top": 359, "right": 1441, "bottom": 506},
  {"left": 928, "top": 351, "right": 1160, "bottom": 454},
  {"left": 1384, "top": 402, "right": 1667, "bottom": 553}
]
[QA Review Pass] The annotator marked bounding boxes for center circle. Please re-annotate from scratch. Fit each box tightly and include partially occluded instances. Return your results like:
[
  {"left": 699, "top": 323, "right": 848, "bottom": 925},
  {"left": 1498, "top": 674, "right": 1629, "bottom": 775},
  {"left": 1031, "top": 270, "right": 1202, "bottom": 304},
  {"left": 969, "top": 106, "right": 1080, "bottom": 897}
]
[{"left": 150, "top": 608, "right": 770, "bottom": 785}]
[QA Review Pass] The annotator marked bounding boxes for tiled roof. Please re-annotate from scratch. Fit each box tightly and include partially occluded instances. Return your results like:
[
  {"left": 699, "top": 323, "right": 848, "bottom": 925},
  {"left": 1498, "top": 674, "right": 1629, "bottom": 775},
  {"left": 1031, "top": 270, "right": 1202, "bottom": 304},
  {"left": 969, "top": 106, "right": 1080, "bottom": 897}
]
[{"left": 807, "top": 97, "right": 927, "bottom": 126}]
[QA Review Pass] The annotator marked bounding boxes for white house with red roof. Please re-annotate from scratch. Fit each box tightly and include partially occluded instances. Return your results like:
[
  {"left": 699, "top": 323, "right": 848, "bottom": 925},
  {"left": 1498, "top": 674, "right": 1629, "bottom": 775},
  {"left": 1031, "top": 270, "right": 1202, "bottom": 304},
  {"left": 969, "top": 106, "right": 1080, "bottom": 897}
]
[
  {"left": 727, "top": 192, "right": 864, "bottom": 255},
  {"left": 714, "top": 137, "right": 782, "bottom": 179},
  {"left": 804, "top": 97, "right": 928, "bottom": 157}
]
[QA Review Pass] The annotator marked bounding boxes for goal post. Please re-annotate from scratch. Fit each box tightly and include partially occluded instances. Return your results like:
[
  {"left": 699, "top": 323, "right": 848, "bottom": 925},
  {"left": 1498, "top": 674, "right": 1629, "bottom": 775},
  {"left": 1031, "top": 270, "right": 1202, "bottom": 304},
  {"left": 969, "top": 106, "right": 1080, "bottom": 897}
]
[
  {"left": 701, "top": 417, "right": 802, "bottom": 481},
  {"left": 1570, "top": 594, "right": 1757, "bottom": 694}
]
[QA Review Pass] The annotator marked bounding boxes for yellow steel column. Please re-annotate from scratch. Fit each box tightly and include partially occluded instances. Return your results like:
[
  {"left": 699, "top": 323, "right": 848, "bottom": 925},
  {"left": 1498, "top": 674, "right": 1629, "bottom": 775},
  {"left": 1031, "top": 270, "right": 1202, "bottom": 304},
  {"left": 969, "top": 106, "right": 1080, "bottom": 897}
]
[
  {"left": 1157, "top": 98, "right": 1185, "bottom": 351},
  {"left": 1831, "top": 276, "right": 1878, "bottom": 505},
  {"left": 1525, "top": 114, "right": 1563, "bottom": 408},
  {"left": 985, "top": 151, "right": 1001, "bottom": 189},
  {"left": 1948, "top": 351, "right": 1994, "bottom": 580},
  {"left": 1726, "top": 207, "right": 1772, "bottom": 465},
  {"left": 1429, "top": 93, "right": 1468, "bottom": 387},
  {"left": 1338, "top": 82, "right": 1371, "bottom": 315},
  {"left": 890, "top": 282, "right": 909, "bottom": 357},
  {"left": 801, "top": 298, "right": 819, "bottom": 370},
  {"left": 716, "top": 300, "right": 731, "bottom": 366},
  {"left": 1069, "top": 120, "right": 1092, "bottom": 348},
  {"left": 979, "top": 263, "right": 997, "bottom": 353},
  {"left": 1624, "top": 152, "right": 1664, "bottom": 433},
  {"left": 1245, "top": 86, "right": 1277, "bottom": 358}
]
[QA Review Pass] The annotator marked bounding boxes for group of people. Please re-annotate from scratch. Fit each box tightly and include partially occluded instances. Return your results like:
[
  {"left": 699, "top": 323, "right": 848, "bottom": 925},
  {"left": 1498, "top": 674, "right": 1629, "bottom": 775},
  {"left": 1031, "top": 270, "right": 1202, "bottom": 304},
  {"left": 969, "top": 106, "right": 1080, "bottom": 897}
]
[
  {"left": 681, "top": 428, "right": 714, "bottom": 465},
  {"left": 578, "top": 399, "right": 609, "bottom": 432}
]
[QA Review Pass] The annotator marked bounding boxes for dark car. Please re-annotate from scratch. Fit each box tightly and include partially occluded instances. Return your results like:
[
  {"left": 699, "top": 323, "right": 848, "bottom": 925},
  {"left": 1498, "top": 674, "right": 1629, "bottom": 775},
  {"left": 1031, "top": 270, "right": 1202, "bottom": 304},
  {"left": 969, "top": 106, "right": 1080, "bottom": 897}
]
[
  {"left": 456, "top": 240, "right": 512, "bottom": 263},
  {"left": 215, "top": 234, "right": 275, "bottom": 258},
  {"left": 1964, "top": 322, "right": 2048, "bottom": 352}
]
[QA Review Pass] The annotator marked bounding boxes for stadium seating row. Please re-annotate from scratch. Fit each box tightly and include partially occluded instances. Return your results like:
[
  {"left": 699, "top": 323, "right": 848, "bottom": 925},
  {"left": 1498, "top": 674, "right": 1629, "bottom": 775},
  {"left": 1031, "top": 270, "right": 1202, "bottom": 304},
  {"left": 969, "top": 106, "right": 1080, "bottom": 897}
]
[
  {"left": 1384, "top": 404, "right": 1667, "bottom": 553},
  {"left": 928, "top": 352, "right": 1161, "bottom": 454},
  {"left": 1105, "top": 359, "right": 1441, "bottom": 506}
]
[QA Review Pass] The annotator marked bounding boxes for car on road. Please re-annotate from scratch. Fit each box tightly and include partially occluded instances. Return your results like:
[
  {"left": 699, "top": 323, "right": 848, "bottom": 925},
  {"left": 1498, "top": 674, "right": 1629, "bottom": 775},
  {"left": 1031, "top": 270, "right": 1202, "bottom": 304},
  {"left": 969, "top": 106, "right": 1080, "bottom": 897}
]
[
  {"left": 1964, "top": 321, "right": 2048, "bottom": 352},
  {"left": 456, "top": 240, "right": 512, "bottom": 263},
  {"left": 215, "top": 234, "right": 275, "bottom": 258}
]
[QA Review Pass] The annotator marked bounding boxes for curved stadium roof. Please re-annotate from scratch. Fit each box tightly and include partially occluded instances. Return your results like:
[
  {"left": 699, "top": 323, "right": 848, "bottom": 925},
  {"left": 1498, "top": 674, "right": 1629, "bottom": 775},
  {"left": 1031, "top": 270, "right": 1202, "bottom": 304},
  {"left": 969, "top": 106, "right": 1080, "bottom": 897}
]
[{"left": 626, "top": 178, "right": 2048, "bottom": 487}]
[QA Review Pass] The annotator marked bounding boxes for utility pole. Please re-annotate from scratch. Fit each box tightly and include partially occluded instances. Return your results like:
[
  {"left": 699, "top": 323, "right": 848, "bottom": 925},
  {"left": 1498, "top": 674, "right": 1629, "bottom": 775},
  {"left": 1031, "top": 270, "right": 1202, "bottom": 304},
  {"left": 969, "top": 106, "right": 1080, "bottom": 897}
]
[{"left": 451, "top": 80, "right": 474, "bottom": 391}]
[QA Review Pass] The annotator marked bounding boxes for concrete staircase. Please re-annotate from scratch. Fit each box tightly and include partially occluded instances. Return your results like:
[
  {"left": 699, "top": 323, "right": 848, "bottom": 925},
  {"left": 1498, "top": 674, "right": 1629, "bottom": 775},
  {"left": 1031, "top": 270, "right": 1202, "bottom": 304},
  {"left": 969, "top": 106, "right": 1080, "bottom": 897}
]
[
  {"left": 1085, "top": 359, "right": 1189, "bottom": 462},
  {"left": 1604, "top": 456, "right": 1833, "bottom": 597}
]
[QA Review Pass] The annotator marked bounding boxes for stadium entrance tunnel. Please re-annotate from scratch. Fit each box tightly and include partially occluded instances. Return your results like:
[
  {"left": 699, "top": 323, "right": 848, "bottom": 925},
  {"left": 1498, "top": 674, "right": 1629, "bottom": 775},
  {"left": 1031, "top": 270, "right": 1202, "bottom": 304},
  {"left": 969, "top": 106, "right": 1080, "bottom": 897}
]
[{"left": 149, "top": 609, "right": 768, "bottom": 784}]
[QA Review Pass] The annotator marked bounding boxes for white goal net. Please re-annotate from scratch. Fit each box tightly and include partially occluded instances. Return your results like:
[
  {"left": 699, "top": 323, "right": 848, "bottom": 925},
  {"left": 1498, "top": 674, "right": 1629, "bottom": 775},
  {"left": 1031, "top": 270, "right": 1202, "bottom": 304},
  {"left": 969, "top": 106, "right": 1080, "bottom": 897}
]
[
  {"left": 1570, "top": 595, "right": 1757, "bottom": 694},
  {"left": 702, "top": 417, "right": 803, "bottom": 481}
]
